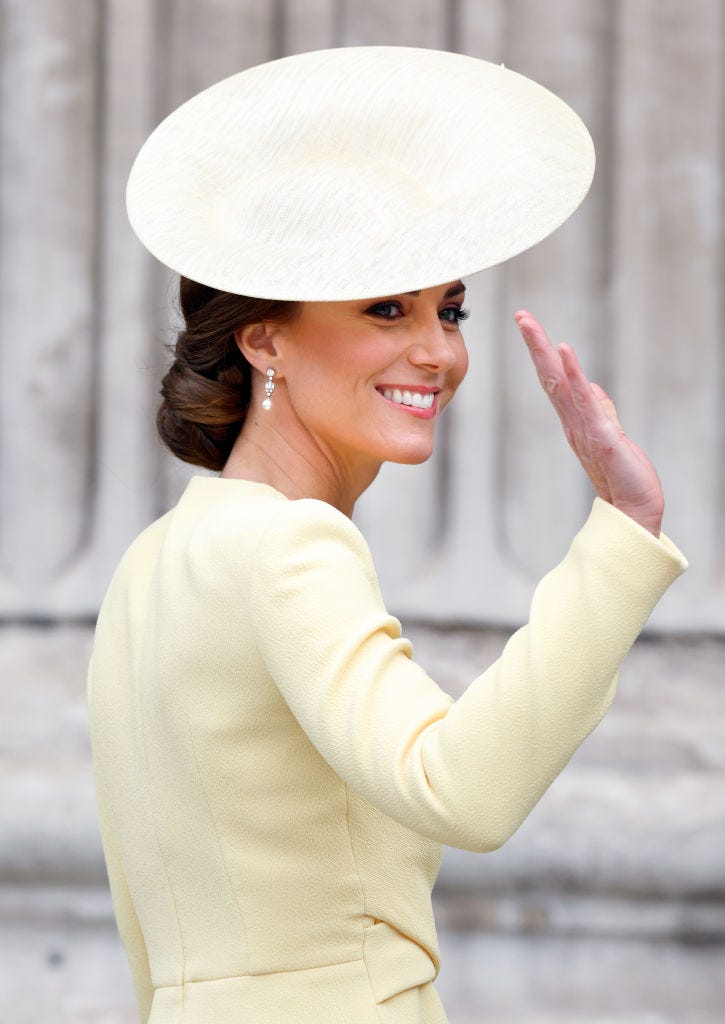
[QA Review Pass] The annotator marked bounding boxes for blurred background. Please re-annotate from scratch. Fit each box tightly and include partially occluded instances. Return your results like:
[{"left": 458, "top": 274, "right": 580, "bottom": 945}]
[{"left": 0, "top": 1, "right": 723, "bottom": 1022}]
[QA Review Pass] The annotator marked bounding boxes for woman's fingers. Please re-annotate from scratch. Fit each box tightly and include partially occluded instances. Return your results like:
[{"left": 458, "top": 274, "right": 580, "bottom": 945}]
[
  {"left": 514, "top": 309, "right": 664, "bottom": 536},
  {"left": 589, "top": 381, "right": 624, "bottom": 432},
  {"left": 516, "top": 312, "right": 613, "bottom": 450},
  {"left": 558, "top": 344, "right": 610, "bottom": 429},
  {"left": 559, "top": 348, "right": 627, "bottom": 453},
  {"left": 515, "top": 314, "right": 610, "bottom": 476},
  {"left": 514, "top": 312, "right": 582, "bottom": 434}
]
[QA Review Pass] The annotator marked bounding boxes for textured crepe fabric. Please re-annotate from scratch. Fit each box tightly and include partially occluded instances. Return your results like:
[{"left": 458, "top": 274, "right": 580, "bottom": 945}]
[{"left": 87, "top": 476, "right": 687, "bottom": 1023}]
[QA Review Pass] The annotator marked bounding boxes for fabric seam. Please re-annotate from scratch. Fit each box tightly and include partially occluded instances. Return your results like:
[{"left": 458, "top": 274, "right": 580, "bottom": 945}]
[
  {"left": 345, "top": 781, "right": 384, "bottom": 1022},
  {"left": 182, "top": 708, "right": 252, "bottom": 975},
  {"left": 134, "top": 563, "right": 187, "bottom": 1016},
  {"left": 152, "top": 953, "right": 369, "bottom": 988}
]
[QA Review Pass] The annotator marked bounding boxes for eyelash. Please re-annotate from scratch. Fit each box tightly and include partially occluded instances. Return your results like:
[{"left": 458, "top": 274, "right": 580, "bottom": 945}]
[{"left": 367, "top": 302, "right": 471, "bottom": 323}]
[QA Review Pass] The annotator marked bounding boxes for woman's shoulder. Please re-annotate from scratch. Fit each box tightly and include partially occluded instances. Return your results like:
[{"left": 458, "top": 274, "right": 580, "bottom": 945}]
[
  {"left": 176, "top": 475, "right": 376, "bottom": 584},
  {"left": 180, "top": 475, "right": 358, "bottom": 533},
  {"left": 102, "top": 507, "right": 175, "bottom": 590},
  {"left": 179, "top": 475, "right": 357, "bottom": 537}
]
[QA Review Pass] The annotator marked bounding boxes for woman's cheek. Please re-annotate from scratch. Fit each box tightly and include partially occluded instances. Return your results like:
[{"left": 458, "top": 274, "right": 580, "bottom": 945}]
[
  {"left": 456, "top": 341, "right": 470, "bottom": 384},
  {"left": 446, "top": 343, "right": 469, "bottom": 399}
]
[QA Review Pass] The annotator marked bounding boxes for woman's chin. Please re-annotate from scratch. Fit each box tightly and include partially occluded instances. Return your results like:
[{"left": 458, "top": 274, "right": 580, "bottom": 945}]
[{"left": 381, "top": 441, "right": 436, "bottom": 465}]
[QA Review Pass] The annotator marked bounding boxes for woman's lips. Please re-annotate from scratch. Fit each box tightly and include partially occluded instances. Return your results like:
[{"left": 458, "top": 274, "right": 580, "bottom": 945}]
[{"left": 375, "top": 386, "right": 438, "bottom": 419}]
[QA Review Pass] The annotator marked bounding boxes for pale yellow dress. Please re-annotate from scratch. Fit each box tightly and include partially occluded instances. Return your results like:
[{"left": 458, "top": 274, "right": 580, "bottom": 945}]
[{"left": 87, "top": 476, "right": 687, "bottom": 1023}]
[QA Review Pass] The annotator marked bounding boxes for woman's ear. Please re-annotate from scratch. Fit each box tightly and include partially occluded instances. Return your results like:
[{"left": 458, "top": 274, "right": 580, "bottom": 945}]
[{"left": 234, "top": 322, "right": 283, "bottom": 376}]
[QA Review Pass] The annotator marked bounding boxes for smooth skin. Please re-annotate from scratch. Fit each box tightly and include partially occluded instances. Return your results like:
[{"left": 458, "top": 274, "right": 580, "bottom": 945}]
[{"left": 222, "top": 283, "right": 664, "bottom": 537}]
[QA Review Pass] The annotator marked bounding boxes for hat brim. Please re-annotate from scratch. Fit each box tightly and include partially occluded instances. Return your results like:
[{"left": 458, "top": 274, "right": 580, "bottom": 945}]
[{"left": 126, "top": 46, "right": 595, "bottom": 301}]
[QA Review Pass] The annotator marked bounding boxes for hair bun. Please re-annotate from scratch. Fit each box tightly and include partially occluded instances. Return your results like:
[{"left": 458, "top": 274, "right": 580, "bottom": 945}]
[{"left": 155, "top": 277, "right": 298, "bottom": 471}]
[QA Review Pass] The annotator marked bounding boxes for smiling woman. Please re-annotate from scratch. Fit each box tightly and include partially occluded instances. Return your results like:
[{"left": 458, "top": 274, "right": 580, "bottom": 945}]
[
  {"left": 86, "top": 46, "right": 688, "bottom": 1024},
  {"left": 219, "top": 281, "right": 470, "bottom": 513},
  {"left": 157, "top": 279, "right": 470, "bottom": 502}
]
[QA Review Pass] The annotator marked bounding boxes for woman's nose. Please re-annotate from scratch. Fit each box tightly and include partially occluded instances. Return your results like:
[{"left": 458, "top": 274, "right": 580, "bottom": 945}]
[{"left": 407, "top": 323, "right": 460, "bottom": 372}]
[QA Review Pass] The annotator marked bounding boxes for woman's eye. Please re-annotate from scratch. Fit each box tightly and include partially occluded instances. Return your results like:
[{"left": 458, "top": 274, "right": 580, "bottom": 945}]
[
  {"left": 365, "top": 302, "right": 471, "bottom": 323},
  {"left": 367, "top": 301, "right": 403, "bottom": 319},
  {"left": 440, "top": 305, "right": 471, "bottom": 324}
]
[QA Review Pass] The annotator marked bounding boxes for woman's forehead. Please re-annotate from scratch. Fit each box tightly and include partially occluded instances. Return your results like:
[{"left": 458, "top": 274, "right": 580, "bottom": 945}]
[
  {"left": 340, "top": 281, "right": 467, "bottom": 304},
  {"left": 401, "top": 281, "right": 466, "bottom": 299},
  {"left": 295, "top": 281, "right": 467, "bottom": 320}
]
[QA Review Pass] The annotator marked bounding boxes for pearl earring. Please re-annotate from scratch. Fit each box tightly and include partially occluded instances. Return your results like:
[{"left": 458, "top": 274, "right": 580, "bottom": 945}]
[{"left": 262, "top": 367, "right": 275, "bottom": 410}]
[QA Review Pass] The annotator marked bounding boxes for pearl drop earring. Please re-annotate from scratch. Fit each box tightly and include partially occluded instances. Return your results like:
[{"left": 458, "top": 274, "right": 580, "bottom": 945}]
[{"left": 262, "top": 367, "right": 275, "bottom": 410}]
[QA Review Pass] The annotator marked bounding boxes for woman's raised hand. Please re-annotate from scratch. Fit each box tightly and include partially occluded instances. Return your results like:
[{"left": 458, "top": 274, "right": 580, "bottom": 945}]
[{"left": 514, "top": 310, "right": 664, "bottom": 538}]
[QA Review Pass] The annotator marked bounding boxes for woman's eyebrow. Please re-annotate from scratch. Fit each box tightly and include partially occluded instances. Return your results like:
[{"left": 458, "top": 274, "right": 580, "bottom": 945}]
[{"left": 405, "top": 282, "right": 466, "bottom": 298}]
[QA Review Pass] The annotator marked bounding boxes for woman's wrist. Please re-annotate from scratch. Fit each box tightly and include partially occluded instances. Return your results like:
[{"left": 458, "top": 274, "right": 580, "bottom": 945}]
[{"left": 610, "top": 500, "right": 663, "bottom": 539}]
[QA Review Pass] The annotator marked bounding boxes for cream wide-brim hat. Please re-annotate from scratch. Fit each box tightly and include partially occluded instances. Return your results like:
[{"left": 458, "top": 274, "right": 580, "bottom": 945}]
[{"left": 126, "top": 46, "right": 594, "bottom": 302}]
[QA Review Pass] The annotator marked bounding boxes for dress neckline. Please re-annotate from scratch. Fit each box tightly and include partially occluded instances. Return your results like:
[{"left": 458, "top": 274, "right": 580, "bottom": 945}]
[{"left": 186, "top": 474, "right": 291, "bottom": 502}]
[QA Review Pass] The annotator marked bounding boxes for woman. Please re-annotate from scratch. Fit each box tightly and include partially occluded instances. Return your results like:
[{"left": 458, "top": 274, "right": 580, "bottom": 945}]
[{"left": 87, "top": 47, "right": 687, "bottom": 1023}]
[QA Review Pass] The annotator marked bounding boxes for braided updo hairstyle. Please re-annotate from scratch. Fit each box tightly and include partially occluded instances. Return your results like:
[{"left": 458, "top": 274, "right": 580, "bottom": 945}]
[{"left": 157, "top": 277, "right": 300, "bottom": 471}]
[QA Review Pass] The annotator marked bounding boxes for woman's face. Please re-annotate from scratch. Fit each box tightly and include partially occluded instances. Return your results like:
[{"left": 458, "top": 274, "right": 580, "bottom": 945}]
[{"left": 274, "top": 280, "right": 469, "bottom": 471}]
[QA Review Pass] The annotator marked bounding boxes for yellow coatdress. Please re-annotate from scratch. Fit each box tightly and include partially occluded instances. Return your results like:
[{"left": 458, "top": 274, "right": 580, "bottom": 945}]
[{"left": 87, "top": 476, "right": 687, "bottom": 1023}]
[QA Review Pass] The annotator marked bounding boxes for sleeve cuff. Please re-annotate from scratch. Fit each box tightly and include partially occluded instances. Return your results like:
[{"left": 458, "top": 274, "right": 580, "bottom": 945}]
[{"left": 589, "top": 496, "right": 689, "bottom": 582}]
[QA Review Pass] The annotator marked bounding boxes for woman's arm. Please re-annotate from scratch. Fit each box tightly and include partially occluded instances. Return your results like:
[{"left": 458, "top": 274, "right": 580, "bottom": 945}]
[
  {"left": 246, "top": 315, "right": 685, "bottom": 852},
  {"left": 248, "top": 495, "right": 686, "bottom": 853}
]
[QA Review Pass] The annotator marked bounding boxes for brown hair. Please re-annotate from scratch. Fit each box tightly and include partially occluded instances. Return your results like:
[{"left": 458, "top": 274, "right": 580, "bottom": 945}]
[{"left": 157, "top": 277, "right": 300, "bottom": 471}]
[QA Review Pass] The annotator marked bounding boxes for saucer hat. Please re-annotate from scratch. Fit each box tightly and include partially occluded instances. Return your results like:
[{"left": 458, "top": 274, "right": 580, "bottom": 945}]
[{"left": 126, "top": 46, "right": 594, "bottom": 302}]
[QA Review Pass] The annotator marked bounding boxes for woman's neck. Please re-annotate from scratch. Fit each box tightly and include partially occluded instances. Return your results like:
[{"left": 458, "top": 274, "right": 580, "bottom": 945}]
[{"left": 220, "top": 397, "right": 381, "bottom": 518}]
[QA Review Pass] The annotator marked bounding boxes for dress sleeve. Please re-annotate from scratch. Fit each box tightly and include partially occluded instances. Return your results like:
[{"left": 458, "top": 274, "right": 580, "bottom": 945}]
[{"left": 249, "top": 496, "right": 688, "bottom": 852}]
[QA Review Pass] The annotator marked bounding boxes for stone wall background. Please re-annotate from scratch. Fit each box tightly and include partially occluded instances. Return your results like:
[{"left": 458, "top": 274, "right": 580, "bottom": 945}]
[{"left": 1, "top": 1, "right": 723, "bottom": 1022}]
